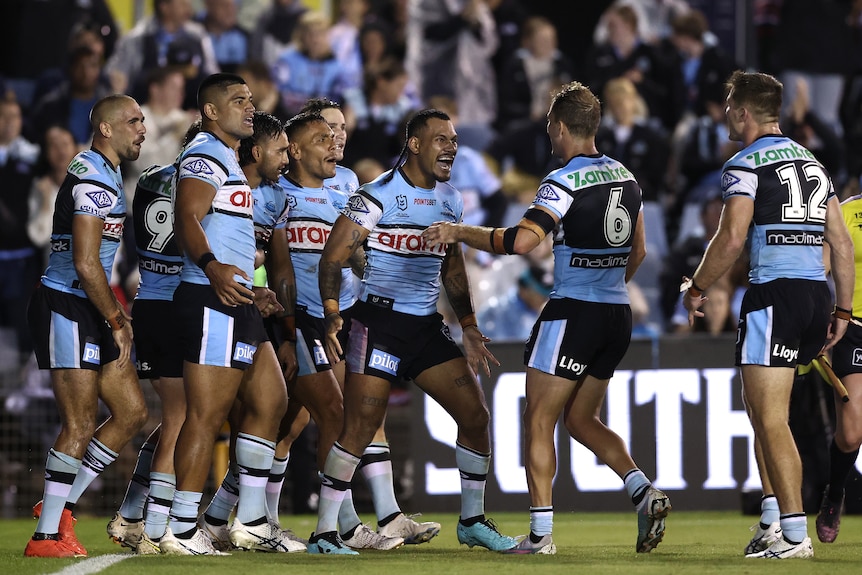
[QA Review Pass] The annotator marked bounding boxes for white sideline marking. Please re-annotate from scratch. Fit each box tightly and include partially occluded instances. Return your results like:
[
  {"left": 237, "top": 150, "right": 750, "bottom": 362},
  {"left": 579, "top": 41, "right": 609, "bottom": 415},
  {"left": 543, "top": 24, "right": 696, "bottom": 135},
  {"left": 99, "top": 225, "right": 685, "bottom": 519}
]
[{"left": 47, "top": 553, "right": 134, "bottom": 575}]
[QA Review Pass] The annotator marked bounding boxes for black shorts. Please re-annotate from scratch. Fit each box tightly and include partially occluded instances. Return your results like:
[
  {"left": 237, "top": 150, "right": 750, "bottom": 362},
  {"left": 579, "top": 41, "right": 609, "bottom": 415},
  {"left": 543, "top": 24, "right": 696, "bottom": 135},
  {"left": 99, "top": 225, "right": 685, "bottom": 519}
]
[
  {"left": 736, "top": 279, "right": 831, "bottom": 367},
  {"left": 264, "top": 306, "right": 353, "bottom": 377},
  {"left": 345, "top": 301, "right": 462, "bottom": 382},
  {"left": 132, "top": 298, "right": 184, "bottom": 379},
  {"left": 27, "top": 283, "right": 120, "bottom": 370},
  {"left": 173, "top": 282, "right": 267, "bottom": 371},
  {"left": 830, "top": 320, "right": 862, "bottom": 378},
  {"left": 524, "top": 297, "right": 632, "bottom": 380}
]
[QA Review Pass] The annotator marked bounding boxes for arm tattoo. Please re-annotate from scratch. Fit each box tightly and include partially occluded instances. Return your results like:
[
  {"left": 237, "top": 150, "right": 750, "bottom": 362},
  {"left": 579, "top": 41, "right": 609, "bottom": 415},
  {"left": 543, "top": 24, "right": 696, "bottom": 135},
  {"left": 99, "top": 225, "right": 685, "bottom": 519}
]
[
  {"left": 441, "top": 245, "right": 474, "bottom": 319},
  {"left": 347, "top": 228, "right": 364, "bottom": 252},
  {"left": 347, "top": 245, "right": 367, "bottom": 277},
  {"left": 319, "top": 260, "right": 344, "bottom": 302}
]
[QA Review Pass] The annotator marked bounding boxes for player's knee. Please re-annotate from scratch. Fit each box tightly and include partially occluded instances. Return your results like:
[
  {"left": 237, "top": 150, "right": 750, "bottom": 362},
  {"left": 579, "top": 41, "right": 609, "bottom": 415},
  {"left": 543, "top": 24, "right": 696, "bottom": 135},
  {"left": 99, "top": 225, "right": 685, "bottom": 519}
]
[
  {"left": 458, "top": 404, "right": 490, "bottom": 437},
  {"left": 835, "top": 427, "right": 862, "bottom": 452}
]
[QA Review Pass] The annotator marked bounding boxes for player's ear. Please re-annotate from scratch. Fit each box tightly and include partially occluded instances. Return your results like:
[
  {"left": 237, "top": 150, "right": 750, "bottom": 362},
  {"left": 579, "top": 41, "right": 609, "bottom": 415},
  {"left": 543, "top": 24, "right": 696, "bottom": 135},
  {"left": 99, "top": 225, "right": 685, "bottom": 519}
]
[{"left": 202, "top": 102, "right": 217, "bottom": 121}]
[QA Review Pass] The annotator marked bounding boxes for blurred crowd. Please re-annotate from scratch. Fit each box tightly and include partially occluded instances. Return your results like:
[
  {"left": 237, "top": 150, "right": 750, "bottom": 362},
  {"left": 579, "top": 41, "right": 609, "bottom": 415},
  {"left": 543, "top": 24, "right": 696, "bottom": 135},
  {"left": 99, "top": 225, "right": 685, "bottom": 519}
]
[{"left": 3, "top": 0, "right": 862, "bottom": 381}]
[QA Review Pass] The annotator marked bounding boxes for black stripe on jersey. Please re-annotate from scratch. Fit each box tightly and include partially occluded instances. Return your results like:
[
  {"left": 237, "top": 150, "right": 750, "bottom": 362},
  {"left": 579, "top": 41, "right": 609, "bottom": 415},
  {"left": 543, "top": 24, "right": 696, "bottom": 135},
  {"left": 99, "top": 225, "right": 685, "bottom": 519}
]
[
  {"left": 366, "top": 247, "right": 445, "bottom": 260},
  {"left": 357, "top": 189, "right": 383, "bottom": 211},
  {"left": 78, "top": 178, "right": 120, "bottom": 197},
  {"left": 211, "top": 207, "right": 253, "bottom": 219},
  {"left": 186, "top": 152, "right": 230, "bottom": 175},
  {"left": 542, "top": 178, "right": 575, "bottom": 197},
  {"left": 287, "top": 216, "right": 333, "bottom": 226}
]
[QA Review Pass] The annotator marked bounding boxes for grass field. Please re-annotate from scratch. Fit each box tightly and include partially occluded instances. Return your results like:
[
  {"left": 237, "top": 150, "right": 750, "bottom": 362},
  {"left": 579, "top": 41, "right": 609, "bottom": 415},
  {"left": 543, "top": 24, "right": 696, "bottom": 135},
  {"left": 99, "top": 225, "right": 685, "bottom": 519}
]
[{"left": 4, "top": 511, "right": 862, "bottom": 575}]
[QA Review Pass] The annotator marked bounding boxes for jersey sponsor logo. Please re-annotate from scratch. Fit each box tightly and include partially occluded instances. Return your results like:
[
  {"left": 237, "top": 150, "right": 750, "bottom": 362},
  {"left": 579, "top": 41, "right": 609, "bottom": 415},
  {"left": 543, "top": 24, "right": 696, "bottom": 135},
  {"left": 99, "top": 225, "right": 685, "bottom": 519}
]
[
  {"left": 135, "top": 360, "right": 150, "bottom": 373},
  {"left": 347, "top": 195, "right": 370, "bottom": 214},
  {"left": 747, "top": 143, "right": 815, "bottom": 166},
  {"left": 765, "top": 229, "right": 823, "bottom": 246},
  {"left": 313, "top": 340, "right": 328, "bottom": 366},
  {"left": 569, "top": 253, "right": 629, "bottom": 268},
  {"left": 304, "top": 196, "right": 327, "bottom": 204},
  {"left": 86, "top": 190, "right": 113, "bottom": 209},
  {"left": 557, "top": 355, "right": 587, "bottom": 376},
  {"left": 264, "top": 200, "right": 277, "bottom": 214},
  {"left": 567, "top": 165, "right": 631, "bottom": 189},
  {"left": 413, "top": 198, "right": 436, "bottom": 206},
  {"left": 853, "top": 348, "right": 862, "bottom": 366},
  {"left": 230, "top": 189, "right": 253, "bottom": 209},
  {"left": 397, "top": 194, "right": 408, "bottom": 210},
  {"left": 83, "top": 342, "right": 101, "bottom": 365},
  {"left": 369, "top": 348, "right": 400, "bottom": 375},
  {"left": 68, "top": 159, "right": 90, "bottom": 176},
  {"left": 373, "top": 230, "right": 447, "bottom": 255},
  {"left": 233, "top": 342, "right": 257, "bottom": 364},
  {"left": 103, "top": 220, "right": 124, "bottom": 239},
  {"left": 771, "top": 343, "right": 798, "bottom": 363},
  {"left": 140, "top": 257, "right": 182, "bottom": 275},
  {"left": 185, "top": 159, "right": 215, "bottom": 175},
  {"left": 51, "top": 238, "right": 70, "bottom": 252},
  {"left": 536, "top": 184, "right": 559, "bottom": 202},
  {"left": 287, "top": 222, "right": 332, "bottom": 247},
  {"left": 721, "top": 172, "right": 740, "bottom": 190}
]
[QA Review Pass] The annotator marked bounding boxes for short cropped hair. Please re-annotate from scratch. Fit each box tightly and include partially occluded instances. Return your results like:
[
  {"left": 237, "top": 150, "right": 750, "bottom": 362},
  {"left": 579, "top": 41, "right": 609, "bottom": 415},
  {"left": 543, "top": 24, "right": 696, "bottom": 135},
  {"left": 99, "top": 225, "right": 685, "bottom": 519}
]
[
  {"left": 197, "top": 73, "right": 247, "bottom": 115},
  {"left": 549, "top": 81, "right": 602, "bottom": 139},
  {"left": 725, "top": 70, "right": 782, "bottom": 123}
]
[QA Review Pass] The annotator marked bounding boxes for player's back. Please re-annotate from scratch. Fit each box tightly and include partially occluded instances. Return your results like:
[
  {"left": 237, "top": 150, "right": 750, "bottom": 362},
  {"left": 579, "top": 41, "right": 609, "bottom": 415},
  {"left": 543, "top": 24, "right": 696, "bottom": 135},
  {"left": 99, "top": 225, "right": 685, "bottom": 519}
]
[
  {"left": 722, "top": 135, "right": 830, "bottom": 284},
  {"left": 535, "top": 154, "right": 642, "bottom": 305},
  {"left": 133, "top": 163, "right": 182, "bottom": 301}
]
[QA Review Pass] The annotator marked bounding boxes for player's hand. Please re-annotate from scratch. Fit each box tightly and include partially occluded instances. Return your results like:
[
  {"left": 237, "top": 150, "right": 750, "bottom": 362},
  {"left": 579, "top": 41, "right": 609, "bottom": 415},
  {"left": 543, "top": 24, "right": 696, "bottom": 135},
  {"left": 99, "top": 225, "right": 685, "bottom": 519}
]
[
  {"left": 252, "top": 286, "right": 283, "bottom": 317},
  {"left": 680, "top": 276, "right": 707, "bottom": 326},
  {"left": 277, "top": 339, "right": 298, "bottom": 381},
  {"left": 821, "top": 315, "right": 850, "bottom": 354},
  {"left": 206, "top": 261, "right": 255, "bottom": 307},
  {"left": 462, "top": 325, "right": 500, "bottom": 378},
  {"left": 112, "top": 321, "right": 134, "bottom": 369},
  {"left": 323, "top": 312, "right": 344, "bottom": 364},
  {"left": 422, "top": 221, "right": 460, "bottom": 248}
]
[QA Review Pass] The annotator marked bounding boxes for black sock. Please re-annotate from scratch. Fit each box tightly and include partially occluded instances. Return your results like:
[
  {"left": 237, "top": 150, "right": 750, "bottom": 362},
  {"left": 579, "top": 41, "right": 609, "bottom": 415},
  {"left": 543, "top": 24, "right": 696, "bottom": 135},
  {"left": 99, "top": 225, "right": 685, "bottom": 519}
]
[
  {"left": 341, "top": 523, "right": 360, "bottom": 540},
  {"left": 203, "top": 513, "right": 228, "bottom": 526},
  {"left": 378, "top": 511, "right": 400, "bottom": 528},
  {"left": 459, "top": 514, "right": 485, "bottom": 526},
  {"left": 827, "top": 439, "right": 859, "bottom": 501},
  {"left": 529, "top": 531, "right": 544, "bottom": 543}
]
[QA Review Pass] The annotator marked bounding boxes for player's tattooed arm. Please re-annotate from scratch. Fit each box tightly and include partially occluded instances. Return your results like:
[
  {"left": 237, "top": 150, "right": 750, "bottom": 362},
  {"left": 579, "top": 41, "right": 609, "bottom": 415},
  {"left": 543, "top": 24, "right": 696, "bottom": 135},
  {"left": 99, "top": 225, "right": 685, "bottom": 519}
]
[{"left": 441, "top": 242, "right": 474, "bottom": 320}]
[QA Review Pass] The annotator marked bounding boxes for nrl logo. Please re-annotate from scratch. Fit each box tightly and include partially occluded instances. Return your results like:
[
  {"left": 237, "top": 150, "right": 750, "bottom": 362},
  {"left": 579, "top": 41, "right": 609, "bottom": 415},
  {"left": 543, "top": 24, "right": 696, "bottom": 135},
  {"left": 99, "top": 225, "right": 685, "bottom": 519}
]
[{"left": 396, "top": 195, "right": 408, "bottom": 211}]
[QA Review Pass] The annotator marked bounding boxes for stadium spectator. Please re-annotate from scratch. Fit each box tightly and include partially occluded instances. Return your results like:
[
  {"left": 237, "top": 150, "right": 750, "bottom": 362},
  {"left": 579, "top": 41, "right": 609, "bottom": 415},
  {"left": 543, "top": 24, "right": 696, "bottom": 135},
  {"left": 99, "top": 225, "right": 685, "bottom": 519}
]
[
  {"left": 123, "top": 67, "right": 196, "bottom": 195},
  {"left": 249, "top": 0, "right": 308, "bottom": 67},
  {"left": 234, "top": 61, "right": 292, "bottom": 122},
  {"left": 27, "top": 125, "right": 78, "bottom": 268},
  {"left": 596, "top": 76, "right": 669, "bottom": 203},
  {"left": 329, "top": 0, "right": 374, "bottom": 92},
  {"left": 584, "top": 3, "right": 679, "bottom": 132},
  {"left": 0, "top": 96, "right": 41, "bottom": 367},
  {"left": 405, "top": 0, "right": 500, "bottom": 150},
  {"left": 197, "top": 0, "right": 250, "bottom": 74},
  {"left": 105, "top": 0, "right": 219, "bottom": 110},
  {"left": 476, "top": 263, "right": 552, "bottom": 341},
  {"left": 271, "top": 11, "right": 352, "bottom": 117},
  {"left": 495, "top": 15, "right": 574, "bottom": 133},
  {"left": 342, "top": 57, "right": 419, "bottom": 170},
  {"left": 28, "top": 46, "right": 113, "bottom": 147}
]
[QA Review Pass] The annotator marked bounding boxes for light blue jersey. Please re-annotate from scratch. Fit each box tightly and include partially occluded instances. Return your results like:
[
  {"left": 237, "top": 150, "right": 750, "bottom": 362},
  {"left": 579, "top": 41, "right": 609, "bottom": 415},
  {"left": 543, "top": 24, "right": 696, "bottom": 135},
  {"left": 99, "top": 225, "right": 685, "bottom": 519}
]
[
  {"left": 325, "top": 164, "right": 360, "bottom": 197},
  {"left": 253, "top": 179, "right": 288, "bottom": 249},
  {"left": 341, "top": 168, "right": 463, "bottom": 316},
  {"left": 531, "top": 154, "right": 642, "bottom": 305},
  {"left": 133, "top": 164, "right": 182, "bottom": 301},
  {"left": 721, "top": 135, "right": 832, "bottom": 284},
  {"left": 175, "top": 132, "right": 255, "bottom": 286},
  {"left": 42, "top": 149, "right": 127, "bottom": 297},
  {"left": 280, "top": 175, "right": 356, "bottom": 317}
]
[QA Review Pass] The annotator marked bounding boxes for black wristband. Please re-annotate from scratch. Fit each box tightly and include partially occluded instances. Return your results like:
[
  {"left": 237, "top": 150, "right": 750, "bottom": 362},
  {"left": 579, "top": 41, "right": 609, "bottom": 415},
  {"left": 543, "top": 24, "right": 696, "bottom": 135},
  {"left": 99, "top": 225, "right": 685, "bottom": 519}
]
[{"left": 197, "top": 252, "right": 217, "bottom": 271}]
